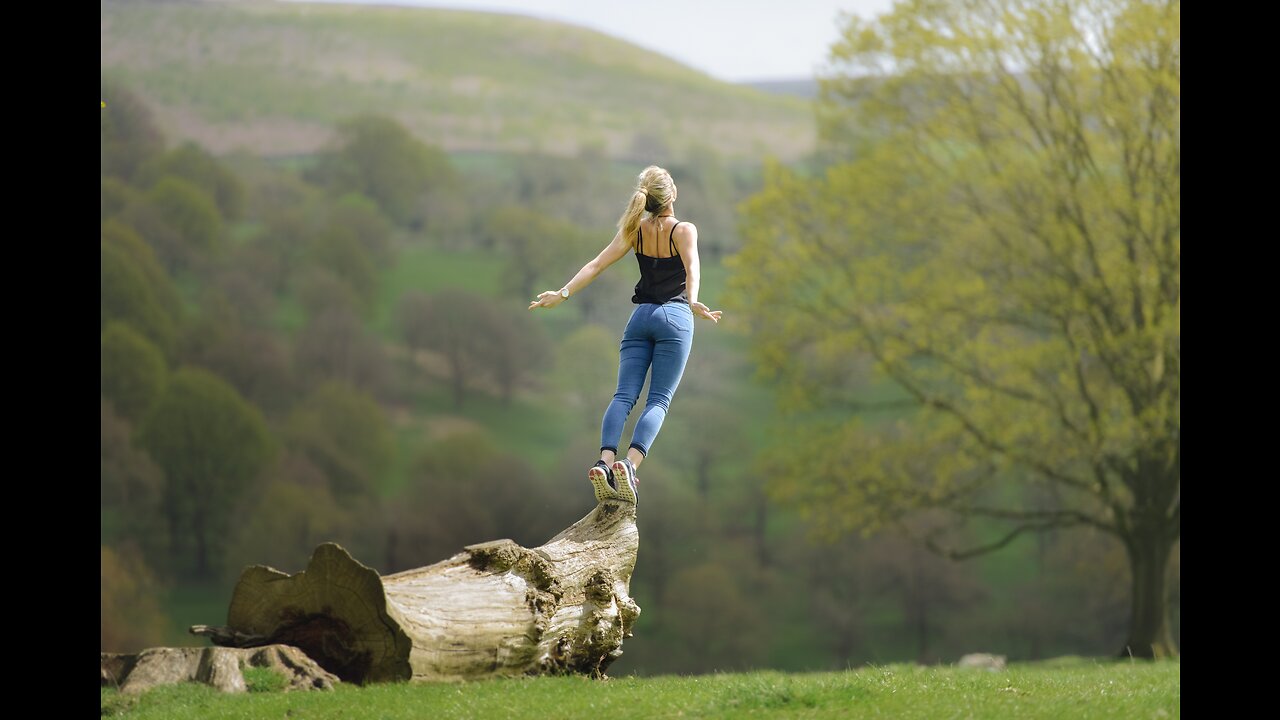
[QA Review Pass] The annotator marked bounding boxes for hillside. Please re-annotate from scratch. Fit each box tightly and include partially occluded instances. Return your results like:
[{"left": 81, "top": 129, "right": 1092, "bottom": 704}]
[{"left": 100, "top": 0, "right": 816, "bottom": 161}]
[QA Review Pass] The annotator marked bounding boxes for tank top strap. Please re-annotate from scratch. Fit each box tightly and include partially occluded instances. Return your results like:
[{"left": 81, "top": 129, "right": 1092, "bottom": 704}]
[{"left": 668, "top": 221, "right": 684, "bottom": 257}]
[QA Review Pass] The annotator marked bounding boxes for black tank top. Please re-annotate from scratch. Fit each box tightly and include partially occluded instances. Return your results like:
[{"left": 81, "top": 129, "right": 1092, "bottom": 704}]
[{"left": 631, "top": 220, "right": 689, "bottom": 305}]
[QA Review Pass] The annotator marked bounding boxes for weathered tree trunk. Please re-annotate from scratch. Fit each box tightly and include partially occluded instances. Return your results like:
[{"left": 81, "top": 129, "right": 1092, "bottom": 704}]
[
  {"left": 101, "top": 645, "right": 338, "bottom": 694},
  {"left": 194, "top": 501, "right": 640, "bottom": 683}
]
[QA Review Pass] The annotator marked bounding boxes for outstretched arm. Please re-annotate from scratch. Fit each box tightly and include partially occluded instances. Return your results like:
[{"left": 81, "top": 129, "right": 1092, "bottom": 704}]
[
  {"left": 673, "top": 223, "right": 723, "bottom": 323},
  {"left": 529, "top": 229, "right": 631, "bottom": 310}
]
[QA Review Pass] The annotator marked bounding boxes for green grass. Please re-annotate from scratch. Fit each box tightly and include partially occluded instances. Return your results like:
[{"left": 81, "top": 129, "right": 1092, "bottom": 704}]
[
  {"left": 101, "top": 660, "right": 1179, "bottom": 719},
  {"left": 242, "top": 666, "right": 288, "bottom": 694}
]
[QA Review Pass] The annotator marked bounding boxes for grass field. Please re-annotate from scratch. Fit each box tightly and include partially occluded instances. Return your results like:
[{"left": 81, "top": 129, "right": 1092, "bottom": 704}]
[{"left": 101, "top": 659, "right": 1179, "bottom": 719}]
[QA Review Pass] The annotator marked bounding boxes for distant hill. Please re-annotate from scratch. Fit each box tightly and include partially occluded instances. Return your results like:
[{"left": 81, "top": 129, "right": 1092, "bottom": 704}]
[
  {"left": 742, "top": 79, "right": 821, "bottom": 100},
  {"left": 101, "top": 1, "right": 815, "bottom": 161}
]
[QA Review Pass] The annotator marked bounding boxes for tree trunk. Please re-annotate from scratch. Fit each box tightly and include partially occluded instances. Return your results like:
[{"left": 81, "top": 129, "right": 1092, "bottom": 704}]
[
  {"left": 1121, "top": 528, "right": 1177, "bottom": 658},
  {"left": 194, "top": 501, "right": 640, "bottom": 683},
  {"left": 102, "top": 645, "right": 338, "bottom": 694}
]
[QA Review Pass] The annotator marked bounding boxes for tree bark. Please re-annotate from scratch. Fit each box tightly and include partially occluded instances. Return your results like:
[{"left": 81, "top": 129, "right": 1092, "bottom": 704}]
[
  {"left": 101, "top": 645, "right": 338, "bottom": 694},
  {"left": 194, "top": 501, "right": 640, "bottom": 683},
  {"left": 1120, "top": 528, "right": 1177, "bottom": 659}
]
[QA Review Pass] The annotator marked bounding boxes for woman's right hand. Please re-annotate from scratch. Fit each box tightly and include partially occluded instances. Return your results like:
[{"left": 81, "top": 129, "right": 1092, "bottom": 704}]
[
  {"left": 529, "top": 291, "right": 565, "bottom": 311},
  {"left": 691, "top": 301, "right": 722, "bottom": 323}
]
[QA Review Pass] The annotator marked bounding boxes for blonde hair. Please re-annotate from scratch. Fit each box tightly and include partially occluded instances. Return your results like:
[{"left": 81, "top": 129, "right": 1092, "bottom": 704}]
[{"left": 617, "top": 165, "right": 677, "bottom": 250}]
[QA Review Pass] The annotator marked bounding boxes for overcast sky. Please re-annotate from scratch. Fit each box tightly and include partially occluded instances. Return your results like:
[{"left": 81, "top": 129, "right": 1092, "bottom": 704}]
[{"left": 290, "top": 0, "right": 898, "bottom": 82}]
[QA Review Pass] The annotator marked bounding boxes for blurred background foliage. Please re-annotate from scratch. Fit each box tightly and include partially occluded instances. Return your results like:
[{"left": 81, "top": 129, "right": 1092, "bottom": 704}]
[{"left": 101, "top": 0, "right": 1178, "bottom": 674}]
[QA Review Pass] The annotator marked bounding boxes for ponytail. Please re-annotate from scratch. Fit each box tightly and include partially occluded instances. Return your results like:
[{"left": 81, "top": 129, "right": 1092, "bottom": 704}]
[{"left": 618, "top": 190, "right": 646, "bottom": 250}]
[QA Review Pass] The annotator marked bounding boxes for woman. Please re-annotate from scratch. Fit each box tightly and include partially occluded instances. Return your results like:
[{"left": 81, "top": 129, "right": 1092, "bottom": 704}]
[{"left": 529, "top": 165, "right": 722, "bottom": 506}]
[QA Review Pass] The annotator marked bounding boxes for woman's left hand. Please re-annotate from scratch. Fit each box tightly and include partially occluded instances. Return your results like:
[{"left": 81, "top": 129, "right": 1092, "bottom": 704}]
[
  {"left": 529, "top": 291, "right": 565, "bottom": 311},
  {"left": 691, "top": 301, "right": 722, "bottom": 323}
]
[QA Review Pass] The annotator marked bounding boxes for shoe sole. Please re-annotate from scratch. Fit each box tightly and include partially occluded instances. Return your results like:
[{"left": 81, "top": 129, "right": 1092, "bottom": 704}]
[
  {"left": 589, "top": 466, "right": 618, "bottom": 503},
  {"left": 612, "top": 461, "right": 638, "bottom": 504}
]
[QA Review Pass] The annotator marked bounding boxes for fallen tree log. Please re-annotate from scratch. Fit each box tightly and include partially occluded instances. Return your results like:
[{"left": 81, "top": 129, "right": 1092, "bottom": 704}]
[
  {"left": 100, "top": 645, "right": 338, "bottom": 694},
  {"left": 193, "top": 500, "right": 640, "bottom": 683}
]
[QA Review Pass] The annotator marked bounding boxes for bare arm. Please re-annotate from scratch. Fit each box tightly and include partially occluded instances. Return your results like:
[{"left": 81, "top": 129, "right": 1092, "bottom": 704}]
[
  {"left": 529, "top": 230, "right": 632, "bottom": 310},
  {"left": 673, "top": 223, "right": 722, "bottom": 323}
]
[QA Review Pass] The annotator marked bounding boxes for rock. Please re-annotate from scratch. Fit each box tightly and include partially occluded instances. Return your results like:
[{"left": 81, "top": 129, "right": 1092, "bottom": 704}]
[{"left": 957, "top": 653, "right": 1007, "bottom": 671}]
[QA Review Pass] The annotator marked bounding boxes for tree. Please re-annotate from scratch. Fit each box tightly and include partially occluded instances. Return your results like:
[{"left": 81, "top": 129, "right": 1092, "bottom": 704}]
[
  {"left": 101, "top": 322, "right": 167, "bottom": 423},
  {"left": 308, "top": 115, "right": 456, "bottom": 228},
  {"left": 179, "top": 286, "right": 295, "bottom": 416},
  {"left": 101, "top": 399, "right": 168, "bottom": 569},
  {"left": 307, "top": 225, "right": 378, "bottom": 315},
  {"left": 102, "top": 177, "right": 138, "bottom": 221},
  {"left": 480, "top": 305, "right": 551, "bottom": 405},
  {"left": 223, "top": 459, "right": 357, "bottom": 580},
  {"left": 412, "top": 289, "right": 498, "bottom": 409},
  {"left": 293, "top": 305, "right": 390, "bottom": 398},
  {"left": 551, "top": 324, "right": 621, "bottom": 429},
  {"left": 198, "top": 503, "right": 640, "bottom": 682},
  {"left": 100, "top": 79, "right": 164, "bottom": 181},
  {"left": 101, "top": 220, "right": 182, "bottom": 357},
  {"left": 387, "top": 431, "right": 553, "bottom": 571},
  {"left": 137, "top": 367, "right": 274, "bottom": 578},
  {"left": 327, "top": 193, "right": 393, "bottom": 268},
  {"left": 123, "top": 176, "right": 224, "bottom": 274},
  {"left": 728, "top": 0, "right": 1178, "bottom": 658},
  {"left": 254, "top": 206, "right": 316, "bottom": 295},
  {"left": 485, "top": 205, "right": 585, "bottom": 300},
  {"left": 101, "top": 544, "right": 169, "bottom": 652},
  {"left": 137, "top": 142, "right": 245, "bottom": 221},
  {"left": 285, "top": 381, "right": 394, "bottom": 500}
]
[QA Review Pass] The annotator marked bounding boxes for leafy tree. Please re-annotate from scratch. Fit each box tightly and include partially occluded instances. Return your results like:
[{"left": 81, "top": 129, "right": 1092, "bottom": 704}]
[
  {"left": 307, "top": 226, "right": 378, "bottom": 315},
  {"left": 293, "top": 306, "right": 390, "bottom": 397},
  {"left": 137, "top": 367, "right": 273, "bottom": 578},
  {"left": 550, "top": 324, "right": 620, "bottom": 429},
  {"left": 102, "top": 176, "right": 138, "bottom": 221},
  {"left": 485, "top": 205, "right": 592, "bottom": 300},
  {"left": 285, "top": 381, "right": 394, "bottom": 500},
  {"left": 101, "top": 322, "right": 167, "bottom": 423},
  {"left": 101, "top": 544, "right": 169, "bottom": 652},
  {"left": 480, "top": 305, "right": 551, "bottom": 405},
  {"left": 386, "top": 431, "right": 552, "bottom": 571},
  {"left": 396, "top": 290, "right": 433, "bottom": 366},
  {"left": 328, "top": 193, "right": 393, "bottom": 268},
  {"left": 123, "top": 176, "right": 224, "bottom": 274},
  {"left": 100, "top": 79, "right": 164, "bottom": 181},
  {"left": 662, "top": 562, "right": 770, "bottom": 673},
  {"left": 180, "top": 287, "right": 295, "bottom": 416},
  {"left": 138, "top": 142, "right": 245, "bottom": 221},
  {"left": 294, "top": 266, "right": 361, "bottom": 322},
  {"left": 728, "top": 0, "right": 1179, "bottom": 657},
  {"left": 101, "top": 399, "right": 167, "bottom": 568},
  {"left": 253, "top": 206, "right": 316, "bottom": 295},
  {"left": 309, "top": 115, "right": 457, "bottom": 227},
  {"left": 101, "top": 220, "right": 181, "bottom": 356},
  {"left": 223, "top": 456, "right": 358, "bottom": 579},
  {"left": 412, "top": 289, "right": 498, "bottom": 409}
]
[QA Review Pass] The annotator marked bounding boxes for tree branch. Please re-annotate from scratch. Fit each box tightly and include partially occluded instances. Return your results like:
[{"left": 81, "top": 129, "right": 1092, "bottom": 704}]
[{"left": 920, "top": 518, "right": 1081, "bottom": 561}]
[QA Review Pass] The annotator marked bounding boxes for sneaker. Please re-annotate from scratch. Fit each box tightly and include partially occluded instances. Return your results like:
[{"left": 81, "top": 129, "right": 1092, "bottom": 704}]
[
  {"left": 588, "top": 460, "right": 618, "bottom": 503},
  {"left": 612, "top": 458, "right": 639, "bottom": 504}
]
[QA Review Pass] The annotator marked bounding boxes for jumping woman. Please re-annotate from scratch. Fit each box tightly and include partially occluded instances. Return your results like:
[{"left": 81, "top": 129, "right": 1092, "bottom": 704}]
[{"left": 529, "top": 165, "right": 722, "bottom": 506}]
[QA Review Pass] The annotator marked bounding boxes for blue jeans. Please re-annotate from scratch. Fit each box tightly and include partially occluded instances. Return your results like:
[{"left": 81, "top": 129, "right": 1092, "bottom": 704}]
[{"left": 600, "top": 302, "right": 694, "bottom": 458}]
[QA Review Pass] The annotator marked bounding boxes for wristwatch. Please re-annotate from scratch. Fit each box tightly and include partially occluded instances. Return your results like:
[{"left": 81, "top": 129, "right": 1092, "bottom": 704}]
[{"left": 559, "top": 287, "right": 570, "bottom": 299}]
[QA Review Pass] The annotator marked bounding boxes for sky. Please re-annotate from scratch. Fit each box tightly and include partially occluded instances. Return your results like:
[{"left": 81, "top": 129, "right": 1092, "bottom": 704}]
[{"left": 289, "top": 0, "right": 898, "bottom": 82}]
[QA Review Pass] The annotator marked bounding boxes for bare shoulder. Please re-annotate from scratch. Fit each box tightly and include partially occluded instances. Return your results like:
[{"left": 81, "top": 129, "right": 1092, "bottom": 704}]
[{"left": 672, "top": 220, "right": 698, "bottom": 242}]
